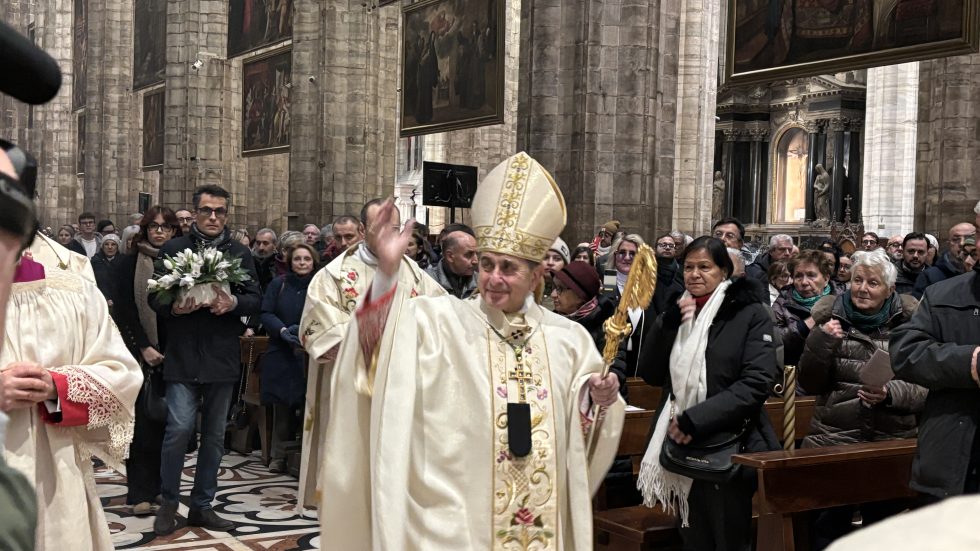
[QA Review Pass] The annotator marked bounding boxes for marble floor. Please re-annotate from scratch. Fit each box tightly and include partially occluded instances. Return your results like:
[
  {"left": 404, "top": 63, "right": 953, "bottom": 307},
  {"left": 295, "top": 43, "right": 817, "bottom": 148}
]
[{"left": 97, "top": 451, "right": 320, "bottom": 550}]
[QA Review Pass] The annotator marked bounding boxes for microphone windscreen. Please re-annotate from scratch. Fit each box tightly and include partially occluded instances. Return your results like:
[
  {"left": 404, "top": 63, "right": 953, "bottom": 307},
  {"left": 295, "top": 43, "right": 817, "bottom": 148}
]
[{"left": 0, "top": 20, "right": 63, "bottom": 105}]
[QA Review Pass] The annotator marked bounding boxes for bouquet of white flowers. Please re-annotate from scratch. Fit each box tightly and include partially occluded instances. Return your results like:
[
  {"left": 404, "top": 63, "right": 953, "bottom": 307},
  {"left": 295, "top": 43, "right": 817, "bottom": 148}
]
[{"left": 147, "top": 247, "right": 251, "bottom": 306}]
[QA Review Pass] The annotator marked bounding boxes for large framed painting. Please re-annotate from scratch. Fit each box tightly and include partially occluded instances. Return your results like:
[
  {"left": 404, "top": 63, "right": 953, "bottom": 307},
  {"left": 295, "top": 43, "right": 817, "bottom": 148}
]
[
  {"left": 76, "top": 114, "right": 86, "bottom": 175},
  {"left": 143, "top": 89, "right": 165, "bottom": 169},
  {"left": 72, "top": 0, "right": 87, "bottom": 110},
  {"left": 242, "top": 49, "right": 291, "bottom": 155},
  {"left": 400, "top": 0, "right": 505, "bottom": 137},
  {"left": 727, "top": 0, "right": 980, "bottom": 84},
  {"left": 228, "top": 0, "right": 293, "bottom": 58},
  {"left": 134, "top": 0, "right": 166, "bottom": 89}
]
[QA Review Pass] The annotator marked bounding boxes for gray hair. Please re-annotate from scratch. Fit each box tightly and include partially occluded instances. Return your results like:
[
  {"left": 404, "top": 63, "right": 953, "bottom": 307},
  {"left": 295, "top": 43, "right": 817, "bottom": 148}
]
[
  {"left": 850, "top": 249, "right": 897, "bottom": 287},
  {"left": 279, "top": 230, "right": 304, "bottom": 251},
  {"left": 606, "top": 233, "right": 647, "bottom": 271},
  {"left": 769, "top": 234, "right": 793, "bottom": 247},
  {"left": 256, "top": 227, "right": 277, "bottom": 241},
  {"left": 320, "top": 225, "right": 333, "bottom": 240},
  {"left": 727, "top": 247, "right": 746, "bottom": 276}
]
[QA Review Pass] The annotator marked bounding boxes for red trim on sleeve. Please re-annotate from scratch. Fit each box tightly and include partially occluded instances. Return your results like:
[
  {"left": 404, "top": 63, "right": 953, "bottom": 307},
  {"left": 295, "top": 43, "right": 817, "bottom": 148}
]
[{"left": 39, "top": 371, "right": 90, "bottom": 426}]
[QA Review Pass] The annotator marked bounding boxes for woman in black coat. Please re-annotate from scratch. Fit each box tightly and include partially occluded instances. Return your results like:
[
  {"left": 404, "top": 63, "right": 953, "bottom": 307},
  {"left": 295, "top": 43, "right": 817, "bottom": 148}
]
[
  {"left": 113, "top": 206, "right": 181, "bottom": 515},
  {"left": 636, "top": 237, "right": 780, "bottom": 551},
  {"left": 91, "top": 234, "right": 124, "bottom": 311},
  {"left": 260, "top": 243, "right": 317, "bottom": 473}
]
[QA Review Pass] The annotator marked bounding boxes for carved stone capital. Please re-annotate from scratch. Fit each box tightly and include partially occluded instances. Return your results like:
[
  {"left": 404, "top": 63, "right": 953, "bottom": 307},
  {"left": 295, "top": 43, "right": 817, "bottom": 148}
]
[
  {"left": 803, "top": 120, "right": 823, "bottom": 134},
  {"left": 829, "top": 117, "right": 848, "bottom": 132},
  {"left": 722, "top": 129, "right": 742, "bottom": 142},
  {"left": 748, "top": 128, "right": 770, "bottom": 141}
]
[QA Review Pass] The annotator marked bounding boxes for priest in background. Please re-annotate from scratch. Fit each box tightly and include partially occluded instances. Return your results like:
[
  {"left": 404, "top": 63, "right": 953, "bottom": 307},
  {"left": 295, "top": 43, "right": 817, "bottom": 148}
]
[
  {"left": 319, "top": 152, "right": 625, "bottom": 550},
  {"left": 297, "top": 198, "right": 445, "bottom": 511}
]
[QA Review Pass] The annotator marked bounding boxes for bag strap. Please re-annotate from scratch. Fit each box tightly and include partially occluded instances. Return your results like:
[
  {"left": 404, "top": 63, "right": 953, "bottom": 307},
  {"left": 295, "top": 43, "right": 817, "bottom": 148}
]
[{"left": 236, "top": 339, "right": 255, "bottom": 404}]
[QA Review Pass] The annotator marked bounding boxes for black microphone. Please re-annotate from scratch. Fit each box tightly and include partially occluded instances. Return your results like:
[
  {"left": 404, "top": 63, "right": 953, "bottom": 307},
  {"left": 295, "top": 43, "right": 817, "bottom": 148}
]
[{"left": 0, "top": 20, "right": 63, "bottom": 105}]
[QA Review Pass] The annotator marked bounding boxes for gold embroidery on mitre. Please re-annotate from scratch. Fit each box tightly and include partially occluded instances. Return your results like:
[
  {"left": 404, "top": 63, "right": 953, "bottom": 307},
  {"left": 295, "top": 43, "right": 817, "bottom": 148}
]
[{"left": 472, "top": 152, "right": 567, "bottom": 263}]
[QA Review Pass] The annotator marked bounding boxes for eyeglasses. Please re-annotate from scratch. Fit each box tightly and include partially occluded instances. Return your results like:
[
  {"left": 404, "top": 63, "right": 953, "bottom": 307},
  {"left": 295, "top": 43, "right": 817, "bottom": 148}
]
[
  {"left": 887, "top": 242, "right": 902, "bottom": 248},
  {"left": 713, "top": 231, "right": 739, "bottom": 241},
  {"left": 197, "top": 207, "right": 228, "bottom": 218},
  {"left": 656, "top": 242, "right": 676, "bottom": 250},
  {"left": 177, "top": 216, "right": 194, "bottom": 223},
  {"left": 615, "top": 250, "right": 636, "bottom": 258},
  {"left": 862, "top": 239, "right": 877, "bottom": 245},
  {"left": 148, "top": 223, "right": 174, "bottom": 233}
]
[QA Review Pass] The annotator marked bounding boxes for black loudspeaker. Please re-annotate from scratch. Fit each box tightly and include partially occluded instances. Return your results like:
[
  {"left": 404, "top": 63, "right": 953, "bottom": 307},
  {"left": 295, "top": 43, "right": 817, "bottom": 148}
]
[
  {"left": 138, "top": 192, "right": 152, "bottom": 214},
  {"left": 422, "top": 161, "right": 478, "bottom": 209}
]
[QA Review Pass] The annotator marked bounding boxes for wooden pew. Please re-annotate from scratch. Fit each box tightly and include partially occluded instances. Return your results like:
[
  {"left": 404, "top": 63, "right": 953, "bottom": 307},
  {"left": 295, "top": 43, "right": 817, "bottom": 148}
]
[
  {"left": 734, "top": 439, "right": 918, "bottom": 551},
  {"left": 594, "top": 394, "right": 891, "bottom": 551},
  {"left": 626, "top": 379, "right": 662, "bottom": 411}
]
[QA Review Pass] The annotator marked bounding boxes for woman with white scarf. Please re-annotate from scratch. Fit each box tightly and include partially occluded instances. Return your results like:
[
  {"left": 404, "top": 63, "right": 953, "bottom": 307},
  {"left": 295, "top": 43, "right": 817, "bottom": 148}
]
[
  {"left": 113, "top": 206, "right": 182, "bottom": 516},
  {"left": 636, "top": 236, "right": 781, "bottom": 551}
]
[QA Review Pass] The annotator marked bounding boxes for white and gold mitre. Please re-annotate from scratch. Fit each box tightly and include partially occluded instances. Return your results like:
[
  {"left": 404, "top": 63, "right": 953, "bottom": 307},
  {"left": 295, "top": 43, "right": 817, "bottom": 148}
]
[{"left": 471, "top": 152, "right": 567, "bottom": 262}]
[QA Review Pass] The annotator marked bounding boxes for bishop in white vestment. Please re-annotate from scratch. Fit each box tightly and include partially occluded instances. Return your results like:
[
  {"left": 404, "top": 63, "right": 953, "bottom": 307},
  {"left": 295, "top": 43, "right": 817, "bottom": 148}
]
[
  {"left": 319, "top": 153, "right": 625, "bottom": 550},
  {"left": 297, "top": 204, "right": 445, "bottom": 510}
]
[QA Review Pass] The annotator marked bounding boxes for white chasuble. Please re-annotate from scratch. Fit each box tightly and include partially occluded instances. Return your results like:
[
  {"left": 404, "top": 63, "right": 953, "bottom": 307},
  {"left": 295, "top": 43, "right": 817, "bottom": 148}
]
[
  {"left": 319, "top": 288, "right": 624, "bottom": 550},
  {"left": 297, "top": 246, "right": 444, "bottom": 509},
  {"left": 1, "top": 268, "right": 141, "bottom": 550}
]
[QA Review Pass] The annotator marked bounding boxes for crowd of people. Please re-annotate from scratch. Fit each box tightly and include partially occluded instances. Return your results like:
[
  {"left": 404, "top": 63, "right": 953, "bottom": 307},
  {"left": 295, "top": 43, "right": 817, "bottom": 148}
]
[{"left": 29, "top": 186, "right": 978, "bottom": 549}]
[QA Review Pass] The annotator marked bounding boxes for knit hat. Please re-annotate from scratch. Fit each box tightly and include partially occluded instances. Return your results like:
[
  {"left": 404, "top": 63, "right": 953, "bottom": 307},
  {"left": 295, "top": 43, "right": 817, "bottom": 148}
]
[
  {"left": 602, "top": 220, "right": 621, "bottom": 234},
  {"left": 555, "top": 261, "right": 601, "bottom": 301},
  {"left": 548, "top": 237, "right": 570, "bottom": 264},
  {"left": 101, "top": 233, "right": 121, "bottom": 249}
]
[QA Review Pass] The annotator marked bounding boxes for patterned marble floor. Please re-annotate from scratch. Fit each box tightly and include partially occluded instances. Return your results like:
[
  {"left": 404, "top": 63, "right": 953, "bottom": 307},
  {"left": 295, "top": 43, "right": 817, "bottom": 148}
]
[{"left": 97, "top": 451, "right": 320, "bottom": 550}]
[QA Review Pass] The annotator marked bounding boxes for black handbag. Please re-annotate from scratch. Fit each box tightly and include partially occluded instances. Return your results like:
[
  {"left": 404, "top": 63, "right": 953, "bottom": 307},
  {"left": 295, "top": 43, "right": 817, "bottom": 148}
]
[
  {"left": 139, "top": 363, "right": 168, "bottom": 423},
  {"left": 658, "top": 401, "right": 748, "bottom": 483}
]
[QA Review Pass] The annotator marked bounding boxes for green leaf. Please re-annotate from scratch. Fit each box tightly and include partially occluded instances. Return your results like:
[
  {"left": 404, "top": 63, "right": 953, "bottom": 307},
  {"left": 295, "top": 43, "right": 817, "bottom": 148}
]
[{"left": 533, "top": 517, "right": 543, "bottom": 527}]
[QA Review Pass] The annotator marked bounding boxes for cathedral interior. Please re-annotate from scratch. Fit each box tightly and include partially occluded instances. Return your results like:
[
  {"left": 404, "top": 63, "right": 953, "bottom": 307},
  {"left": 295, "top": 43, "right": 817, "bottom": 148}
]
[{"left": 0, "top": 0, "right": 976, "bottom": 249}]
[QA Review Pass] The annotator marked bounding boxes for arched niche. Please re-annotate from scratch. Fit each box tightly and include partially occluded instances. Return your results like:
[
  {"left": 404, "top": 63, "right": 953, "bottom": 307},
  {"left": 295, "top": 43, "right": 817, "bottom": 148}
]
[{"left": 771, "top": 126, "right": 809, "bottom": 224}]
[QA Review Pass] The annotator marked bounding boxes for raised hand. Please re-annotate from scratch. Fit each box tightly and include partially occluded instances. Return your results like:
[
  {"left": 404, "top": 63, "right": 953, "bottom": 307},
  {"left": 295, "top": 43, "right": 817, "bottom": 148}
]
[{"left": 366, "top": 198, "right": 415, "bottom": 279}]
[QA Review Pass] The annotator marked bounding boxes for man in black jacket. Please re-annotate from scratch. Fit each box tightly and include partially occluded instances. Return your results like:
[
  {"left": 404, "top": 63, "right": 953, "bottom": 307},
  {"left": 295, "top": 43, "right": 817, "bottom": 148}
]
[
  {"left": 914, "top": 224, "right": 976, "bottom": 298},
  {"left": 894, "top": 232, "right": 928, "bottom": 295},
  {"left": 151, "top": 185, "right": 261, "bottom": 536},
  {"left": 892, "top": 265, "right": 980, "bottom": 502},
  {"left": 746, "top": 234, "right": 793, "bottom": 283}
]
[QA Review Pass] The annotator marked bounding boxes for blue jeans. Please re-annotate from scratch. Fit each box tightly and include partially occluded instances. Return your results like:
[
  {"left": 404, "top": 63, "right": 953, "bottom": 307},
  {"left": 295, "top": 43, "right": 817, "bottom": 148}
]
[{"left": 159, "top": 381, "right": 236, "bottom": 509}]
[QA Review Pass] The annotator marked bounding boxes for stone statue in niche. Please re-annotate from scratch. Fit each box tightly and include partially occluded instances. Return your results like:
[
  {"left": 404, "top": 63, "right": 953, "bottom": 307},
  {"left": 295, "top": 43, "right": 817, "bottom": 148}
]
[
  {"left": 712, "top": 171, "right": 726, "bottom": 222},
  {"left": 813, "top": 164, "right": 831, "bottom": 222}
]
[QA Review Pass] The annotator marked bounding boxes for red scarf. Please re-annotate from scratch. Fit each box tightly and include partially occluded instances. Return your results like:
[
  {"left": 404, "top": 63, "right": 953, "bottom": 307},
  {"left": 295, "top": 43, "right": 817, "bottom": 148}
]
[{"left": 693, "top": 291, "right": 714, "bottom": 315}]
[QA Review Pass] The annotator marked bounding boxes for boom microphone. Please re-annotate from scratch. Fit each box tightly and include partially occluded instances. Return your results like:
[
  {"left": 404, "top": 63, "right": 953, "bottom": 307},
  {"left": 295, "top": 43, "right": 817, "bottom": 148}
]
[{"left": 0, "top": 20, "right": 63, "bottom": 105}]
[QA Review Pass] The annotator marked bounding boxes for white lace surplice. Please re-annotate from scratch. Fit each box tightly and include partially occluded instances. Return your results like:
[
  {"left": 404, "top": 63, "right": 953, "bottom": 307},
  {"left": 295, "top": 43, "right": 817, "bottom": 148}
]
[{"left": 1, "top": 269, "right": 141, "bottom": 551}]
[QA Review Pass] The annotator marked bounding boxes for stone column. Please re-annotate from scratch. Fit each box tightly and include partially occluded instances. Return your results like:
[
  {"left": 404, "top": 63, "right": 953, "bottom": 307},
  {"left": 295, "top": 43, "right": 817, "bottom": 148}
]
[
  {"left": 915, "top": 55, "right": 980, "bottom": 237},
  {"left": 517, "top": 0, "right": 680, "bottom": 242},
  {"left": 828, "top": 117, "right": 847, "bottom": 222},
  {"left": 722, "top": 129, "right": 738, "bottom": 218},
  {"left": 804, "top": 120, "right": 825, "bottom": 222},
  {"left": 671, "top": 0, "right": 721, "bottom": 236},
  {"left": 161, "top": 0, "right": 241, "bottom": 216},
  {"left": 748, "top": 128, "right": 769, "bottom": 225},
  {"left": 862, "top": 63, "right": 918, "bottom": 236}
]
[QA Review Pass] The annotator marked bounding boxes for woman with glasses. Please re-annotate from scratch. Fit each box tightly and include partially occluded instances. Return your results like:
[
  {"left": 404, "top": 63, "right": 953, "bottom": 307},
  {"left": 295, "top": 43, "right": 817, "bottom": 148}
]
[
  {"left": 602, "top": 234, "right": 650, "bottom": 377},
  {"left": 773, "top": 250, "right": 844, "bottom": 368},
  {"left": 113, "top": 206, "right": 182, "bottom": 516}
]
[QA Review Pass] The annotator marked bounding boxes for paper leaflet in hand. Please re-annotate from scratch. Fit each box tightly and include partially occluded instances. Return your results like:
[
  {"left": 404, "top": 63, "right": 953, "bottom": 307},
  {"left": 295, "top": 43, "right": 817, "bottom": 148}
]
[{"left": 858, "top": 349, "right": 894, "bottom": 388}]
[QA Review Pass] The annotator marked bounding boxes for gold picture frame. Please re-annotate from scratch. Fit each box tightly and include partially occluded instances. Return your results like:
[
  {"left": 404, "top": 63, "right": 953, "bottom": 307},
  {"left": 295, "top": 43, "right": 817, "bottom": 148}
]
[
  {"left": 399, "top": 0, "right": 505, "bottom": 138},
  {"left": 727, "top": 0, "right": 980, "bottom": 85}
]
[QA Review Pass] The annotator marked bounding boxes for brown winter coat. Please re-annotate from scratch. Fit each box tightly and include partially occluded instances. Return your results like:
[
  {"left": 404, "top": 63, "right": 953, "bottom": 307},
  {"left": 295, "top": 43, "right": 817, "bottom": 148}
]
[{"left": 799, "top": 292, "right": 927, "bottom": 447}]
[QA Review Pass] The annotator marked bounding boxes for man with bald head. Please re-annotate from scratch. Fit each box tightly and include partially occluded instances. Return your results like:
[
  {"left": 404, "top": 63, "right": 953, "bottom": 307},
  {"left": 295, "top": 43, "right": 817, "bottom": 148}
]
[
  {"left": 913, "top": 222, "right": 978, "bottom": 299},
  {"left": 425, "top": 224, "right": 478, "bottom": 298},
  {"left": 295, "top": 198, "right": 445, "bottom": 511}
]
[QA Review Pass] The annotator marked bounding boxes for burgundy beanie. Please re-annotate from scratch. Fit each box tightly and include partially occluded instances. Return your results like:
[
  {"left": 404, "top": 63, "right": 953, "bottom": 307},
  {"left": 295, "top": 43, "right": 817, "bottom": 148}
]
[{"left": 555, "top": 261, "right": 601, "bottom": 301}]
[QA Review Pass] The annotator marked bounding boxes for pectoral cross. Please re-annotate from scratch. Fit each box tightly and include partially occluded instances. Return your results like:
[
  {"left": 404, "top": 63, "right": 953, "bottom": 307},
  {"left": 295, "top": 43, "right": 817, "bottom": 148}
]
[
  {"left": 504, "top": 344, "right": 534, "bottom": 458},
  {"left": 508, "top": 365, "right": 534, "bottom": 403}
]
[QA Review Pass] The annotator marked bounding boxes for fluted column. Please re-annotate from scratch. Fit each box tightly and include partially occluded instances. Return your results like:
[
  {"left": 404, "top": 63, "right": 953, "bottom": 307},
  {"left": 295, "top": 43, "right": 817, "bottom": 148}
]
[
  {"left": 672, "top": 0, "right": 721, "bottom": 235},
  {"left": 862, "top": 62, "right": 918, "bottom": 235}
]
